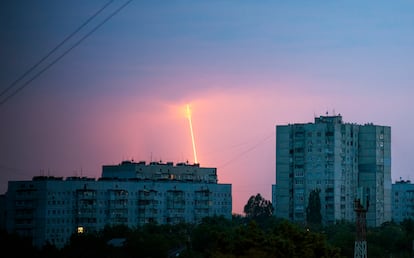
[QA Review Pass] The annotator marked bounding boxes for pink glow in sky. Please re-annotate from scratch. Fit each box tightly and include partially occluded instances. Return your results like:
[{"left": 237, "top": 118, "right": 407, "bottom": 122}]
[{"left": 2, "top": 1, "right": 414, "bottom": 214}]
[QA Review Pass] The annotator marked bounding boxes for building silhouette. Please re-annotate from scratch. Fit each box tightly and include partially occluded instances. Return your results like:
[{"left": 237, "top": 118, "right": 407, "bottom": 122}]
[
  {"left": 272, "top": 114, "right": 391, "bottom": 226},
  {"left": 3, "top": 160, "right": 231, "bottom": 248}
]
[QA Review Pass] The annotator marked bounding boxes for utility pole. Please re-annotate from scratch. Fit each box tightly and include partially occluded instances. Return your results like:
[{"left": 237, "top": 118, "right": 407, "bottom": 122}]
[{"left": 354, "top": 188, "right": 369, "bottom": 258}]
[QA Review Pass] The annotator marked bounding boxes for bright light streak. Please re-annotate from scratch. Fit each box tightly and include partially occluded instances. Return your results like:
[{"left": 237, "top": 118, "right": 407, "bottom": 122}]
[{"left": 186, "top": 104, "right": 198, "bottom": 164}]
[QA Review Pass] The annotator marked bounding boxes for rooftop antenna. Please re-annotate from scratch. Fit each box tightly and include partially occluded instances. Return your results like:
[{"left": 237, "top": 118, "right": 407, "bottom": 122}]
[{"left": 186, "top": 104, "right": 198, "bottom": 164}]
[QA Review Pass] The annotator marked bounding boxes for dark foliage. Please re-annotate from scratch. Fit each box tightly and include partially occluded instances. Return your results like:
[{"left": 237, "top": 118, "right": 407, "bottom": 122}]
[
  {"left": 3, "top": 213, "right": 414, "bottom": 257},
  {"left": 1, "top": 216, "right": 343, "bottom": 258},
  {"left": 306, "top": 188, "right": 322, "bottom": 228},
  {"left": 0, "top": 229, "right": 38, "bottom": 258},
  {"left": 243, "top": 193, "right": 274, "bottom": 219}
]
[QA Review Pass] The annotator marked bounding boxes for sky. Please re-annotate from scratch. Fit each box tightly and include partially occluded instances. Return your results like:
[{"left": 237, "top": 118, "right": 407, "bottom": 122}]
[{"left": 1, "top": 0, "right": 414, "bottom": 215}]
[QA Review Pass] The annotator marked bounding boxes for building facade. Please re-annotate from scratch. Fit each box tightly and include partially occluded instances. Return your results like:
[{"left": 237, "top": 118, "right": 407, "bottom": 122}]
[
  {"left": 273, "top": 115, "right": 391, "bottom": 227},
  {"left": 392, "top": 179, "right": 414, "bottom": 223},
  {"left": 4, "top": 161, "right": 232, "bottom": 248}
]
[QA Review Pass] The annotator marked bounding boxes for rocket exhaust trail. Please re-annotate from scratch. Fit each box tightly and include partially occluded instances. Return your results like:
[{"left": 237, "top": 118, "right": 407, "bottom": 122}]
[{"left": 186, "top": 104, "right": 198, "bottom": 164}]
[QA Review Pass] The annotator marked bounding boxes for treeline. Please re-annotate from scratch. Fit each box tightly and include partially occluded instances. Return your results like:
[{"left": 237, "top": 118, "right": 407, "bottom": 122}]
[
  {"left": 2, "top": 216, "right": 414, "bottom": 258},
  {"left": 2, "top": 192, "right": 414, "bottom": 257},
  {"left": 325, "top": 218, "right": 414, "bottom": 258}
]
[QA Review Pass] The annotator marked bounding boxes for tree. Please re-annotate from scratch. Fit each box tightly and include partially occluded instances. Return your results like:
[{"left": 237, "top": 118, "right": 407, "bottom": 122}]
[
  {"left": 191, "top": 215, "right": 235, "bottom": 255},
  {"left": 324, "top": 220, "right": 355, "bottom": 257},
  {"left": 243, "top": 193, "right": 273, "bottom": 219},
  {"left": 306, "top": 188, "right": 322, "bottom": 227}
]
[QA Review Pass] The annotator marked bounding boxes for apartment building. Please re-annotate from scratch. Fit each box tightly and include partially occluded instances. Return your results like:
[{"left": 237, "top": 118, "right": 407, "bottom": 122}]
[
  {"left": 273, "top": 115, "right": 391, "bottom": 227},
  {"left": 4, "top": 161, "right": 231, "bottom": 248},
  {"left": 392, "top": 179, "right": 414, "bottom": 223}
]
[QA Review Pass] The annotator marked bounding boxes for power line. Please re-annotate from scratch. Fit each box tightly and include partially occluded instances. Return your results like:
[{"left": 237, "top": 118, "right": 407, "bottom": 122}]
[
  {"left": 218, "top": 132, "right": 274, "bottom": 169},
  {"left": 0, "top": 0, "right": 114, "bottom": 99},
  {"left": 0, "top": 0, "right": 134, "bottom": 107}
]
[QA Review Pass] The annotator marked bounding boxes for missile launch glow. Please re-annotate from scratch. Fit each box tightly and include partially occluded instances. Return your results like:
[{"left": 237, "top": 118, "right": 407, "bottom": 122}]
[{"left": 186, "top": 104, "right": 198, "bottom": 164}]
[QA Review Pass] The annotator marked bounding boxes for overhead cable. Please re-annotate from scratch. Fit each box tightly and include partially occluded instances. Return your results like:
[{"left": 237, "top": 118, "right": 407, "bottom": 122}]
[{"left": 0, "top": 0, "right": 133, "bottom": 107}]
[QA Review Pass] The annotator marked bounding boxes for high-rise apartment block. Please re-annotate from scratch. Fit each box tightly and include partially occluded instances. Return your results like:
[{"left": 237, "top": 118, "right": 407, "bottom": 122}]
[
  {"left": 392, "top": 179, "right": 414, "bottom": 223},
  {"left": 272, "top": 115, "right": 391, "bottom": 227},
  {"left": 3, "top": 161, "right": 232, "bottom": 248}
]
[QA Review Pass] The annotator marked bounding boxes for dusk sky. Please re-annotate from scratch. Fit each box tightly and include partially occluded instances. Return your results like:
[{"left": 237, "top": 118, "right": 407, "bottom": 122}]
[{"left": 1, "top": 1, "right": 414, "bottom": 214}]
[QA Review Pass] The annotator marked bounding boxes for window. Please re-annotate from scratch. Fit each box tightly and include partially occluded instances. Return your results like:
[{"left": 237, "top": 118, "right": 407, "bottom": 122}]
[{"left": 295, "top": 179, "right": 304, "bottom": 185}]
